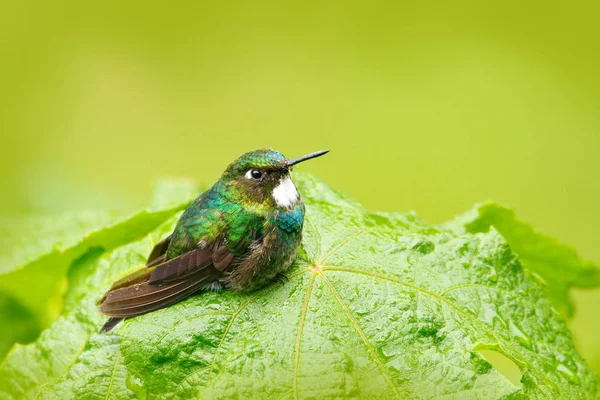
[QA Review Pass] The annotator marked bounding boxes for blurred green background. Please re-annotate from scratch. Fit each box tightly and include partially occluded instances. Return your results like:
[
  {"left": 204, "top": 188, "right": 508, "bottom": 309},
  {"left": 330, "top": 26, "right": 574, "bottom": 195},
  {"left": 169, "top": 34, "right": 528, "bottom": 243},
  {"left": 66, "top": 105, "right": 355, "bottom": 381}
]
[{"left": 1, "top": 1, "right": 599, "bottom": 371}]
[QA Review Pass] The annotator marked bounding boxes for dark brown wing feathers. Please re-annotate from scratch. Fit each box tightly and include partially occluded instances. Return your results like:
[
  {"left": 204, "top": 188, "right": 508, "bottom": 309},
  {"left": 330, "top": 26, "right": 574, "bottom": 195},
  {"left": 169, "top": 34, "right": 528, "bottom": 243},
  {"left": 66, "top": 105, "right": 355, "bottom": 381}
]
[
  {"left": 98, "top": 245, "right": 235, "bottom": 320},
  {"left": 98, "top": 238, "right": 171, "bottom": 305},
  {"left": 148, "top": 248, "right": 214, "bottom": 284},
  {"left": 213, "top": 246, "right": 235, "bottom": 271},
  {"left": 98, "top": 267, "right": 219, "bottom": 317},
  {"left": 97, "top": 267, "right": 154, "bottom": 304}
]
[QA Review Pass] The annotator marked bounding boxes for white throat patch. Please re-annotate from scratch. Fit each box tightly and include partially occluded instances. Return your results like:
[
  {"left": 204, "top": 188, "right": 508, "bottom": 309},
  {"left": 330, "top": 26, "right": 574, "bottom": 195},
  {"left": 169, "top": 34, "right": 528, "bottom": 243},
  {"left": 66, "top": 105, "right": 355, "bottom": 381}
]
[{"left": 272, "top": 176, "right": 299, "bottom": 208}]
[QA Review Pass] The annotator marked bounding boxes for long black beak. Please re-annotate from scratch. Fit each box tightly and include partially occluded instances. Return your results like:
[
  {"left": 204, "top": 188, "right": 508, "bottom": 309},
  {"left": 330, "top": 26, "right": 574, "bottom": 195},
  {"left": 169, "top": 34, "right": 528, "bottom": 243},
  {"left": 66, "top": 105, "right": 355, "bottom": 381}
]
[{"left": 284, "top": 150, "right": 329, "bottom": 168}]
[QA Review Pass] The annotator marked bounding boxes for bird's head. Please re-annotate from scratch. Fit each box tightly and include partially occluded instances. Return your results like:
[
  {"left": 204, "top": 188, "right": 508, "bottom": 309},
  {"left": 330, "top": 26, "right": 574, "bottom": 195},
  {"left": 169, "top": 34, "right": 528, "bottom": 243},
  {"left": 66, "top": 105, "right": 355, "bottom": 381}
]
[{"left": 221, "top": 148, "right": 329, "bottom": 208}]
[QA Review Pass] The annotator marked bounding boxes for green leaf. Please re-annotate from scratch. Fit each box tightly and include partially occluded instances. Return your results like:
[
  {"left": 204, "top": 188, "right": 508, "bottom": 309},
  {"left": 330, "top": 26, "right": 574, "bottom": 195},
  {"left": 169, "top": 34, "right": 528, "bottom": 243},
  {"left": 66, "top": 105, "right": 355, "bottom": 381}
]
[
  {"left": 444, "top": 202, "right": 600, "bottom": 317},
  {"left": 1, "top": 173, "right": 598, "bottom": 399},
  {"left": 0, "top": 211, "right": 116, "bottom": 326},
  {"left": 0, "top": 293, "right": 41, "bottom": 359},
  {"left": 0, "top": 216, "right": 179, "bottom": 400},
  {"left": 0, "top": 180, "right": 199, "bottom": 359}
]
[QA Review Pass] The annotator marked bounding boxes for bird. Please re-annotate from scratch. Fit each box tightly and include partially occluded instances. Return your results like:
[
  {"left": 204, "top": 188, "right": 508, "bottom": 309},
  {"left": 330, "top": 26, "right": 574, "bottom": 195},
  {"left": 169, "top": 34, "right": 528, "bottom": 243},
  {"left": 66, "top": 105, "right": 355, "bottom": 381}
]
[{"left": 98, "top": 148, "right": 329, "bottom": 333}]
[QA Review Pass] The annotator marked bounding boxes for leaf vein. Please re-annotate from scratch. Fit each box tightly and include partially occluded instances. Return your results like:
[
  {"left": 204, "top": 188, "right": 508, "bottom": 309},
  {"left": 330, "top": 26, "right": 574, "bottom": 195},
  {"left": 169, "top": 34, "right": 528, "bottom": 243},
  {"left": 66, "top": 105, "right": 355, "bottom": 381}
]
[
  {"left": 319, "top": 228, "right": 366, "bottom": 265},
  {"left": 174, "top": 270, "right": 310, "bottom": 393},
  {"left": 321, "top": 266, "right": 559, "bottom": 395},
  {"left": 304, "top": 213, "right": 321, "bottom": 260},
  {"left": 104, "top": 352, "right": 121, "bottom": 400},
  {"left": 293, "top": 273, "right": 316, "bottom": 399},
  {"left": 319, "top": 272, "right": 403, "bottom": 398}
]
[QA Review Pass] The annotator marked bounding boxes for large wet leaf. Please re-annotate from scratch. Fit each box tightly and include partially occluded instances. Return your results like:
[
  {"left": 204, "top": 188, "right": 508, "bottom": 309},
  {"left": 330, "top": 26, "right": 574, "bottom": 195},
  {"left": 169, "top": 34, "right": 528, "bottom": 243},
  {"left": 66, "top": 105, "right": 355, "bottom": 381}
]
[
  {"left": 445, "top": 203, "right": 600, "bottom": 317},
  {"left": 1, "top": 173, "right": 598, "bottom": 399}
]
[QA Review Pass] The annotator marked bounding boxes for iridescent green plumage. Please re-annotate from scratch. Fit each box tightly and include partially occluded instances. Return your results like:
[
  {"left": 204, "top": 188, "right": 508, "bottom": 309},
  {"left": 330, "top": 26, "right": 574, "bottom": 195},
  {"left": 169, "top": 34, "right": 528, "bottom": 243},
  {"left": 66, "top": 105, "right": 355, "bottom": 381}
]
[{"left": 98, "top": 148, "right": 328, "bottom": 332}]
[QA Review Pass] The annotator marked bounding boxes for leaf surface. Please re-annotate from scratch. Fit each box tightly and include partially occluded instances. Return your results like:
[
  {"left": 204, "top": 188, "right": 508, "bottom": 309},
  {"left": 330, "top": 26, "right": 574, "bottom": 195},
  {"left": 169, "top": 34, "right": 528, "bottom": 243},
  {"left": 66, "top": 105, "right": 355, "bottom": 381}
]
[
  {"left": 1, "top": 173, "right": 598, "bottom": 399},
  {"left": 444, "top": 202, "right": 600, "bottom": 316}
]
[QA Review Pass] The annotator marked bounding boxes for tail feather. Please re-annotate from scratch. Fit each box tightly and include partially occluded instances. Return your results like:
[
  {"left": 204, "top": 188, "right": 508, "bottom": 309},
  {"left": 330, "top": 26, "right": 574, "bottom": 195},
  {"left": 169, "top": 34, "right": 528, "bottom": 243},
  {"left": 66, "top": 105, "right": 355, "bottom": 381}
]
[{"left": 100, "top": 317, "right": 123, "bottom": 333}]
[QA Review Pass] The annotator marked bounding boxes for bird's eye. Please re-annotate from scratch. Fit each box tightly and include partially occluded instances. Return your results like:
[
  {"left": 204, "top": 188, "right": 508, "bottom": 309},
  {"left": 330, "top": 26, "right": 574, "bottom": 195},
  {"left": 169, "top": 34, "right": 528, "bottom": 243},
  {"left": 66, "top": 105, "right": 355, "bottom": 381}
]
[{"left": 246, "top": 169, "right": 263, "bottom": 180}]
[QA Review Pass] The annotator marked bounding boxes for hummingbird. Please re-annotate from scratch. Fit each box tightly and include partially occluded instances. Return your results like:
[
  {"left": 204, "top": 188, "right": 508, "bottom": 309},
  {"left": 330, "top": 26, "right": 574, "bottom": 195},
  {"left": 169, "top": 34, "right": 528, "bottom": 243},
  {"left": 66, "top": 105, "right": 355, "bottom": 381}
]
[{"left": 98, "top": 148, "right": 329, "bottom": 333}]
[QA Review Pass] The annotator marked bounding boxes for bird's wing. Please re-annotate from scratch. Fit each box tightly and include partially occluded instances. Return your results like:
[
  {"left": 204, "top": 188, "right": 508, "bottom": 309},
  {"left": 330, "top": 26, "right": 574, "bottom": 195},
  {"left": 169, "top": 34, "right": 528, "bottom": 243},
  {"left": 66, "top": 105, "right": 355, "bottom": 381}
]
[
  {"left": 96, "top": 235, "right": 173, "bottom": 301},
  {"left": 98, "top": 245, "right": 234, "bottom": 318},
  {"left": 147, "top": 243, "right": 234, "bottom": 284},
  {"left": 98, "top": 202, "right": 266, "bottom": 320}
]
